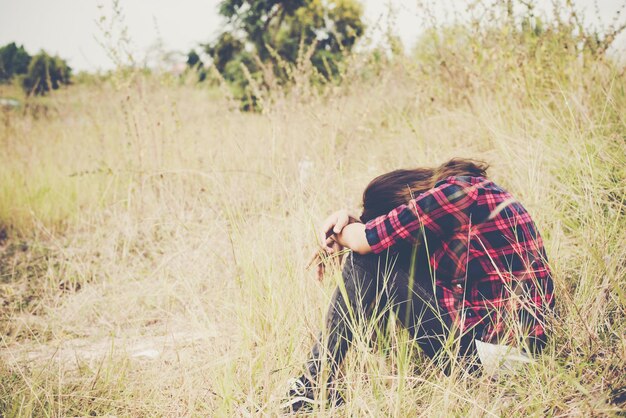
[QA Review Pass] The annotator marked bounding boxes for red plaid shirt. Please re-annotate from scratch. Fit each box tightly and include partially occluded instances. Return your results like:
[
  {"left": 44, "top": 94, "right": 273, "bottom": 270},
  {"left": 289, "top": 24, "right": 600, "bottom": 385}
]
[{"left": 365, "top": 176, "right": 554, "bottom": 347}]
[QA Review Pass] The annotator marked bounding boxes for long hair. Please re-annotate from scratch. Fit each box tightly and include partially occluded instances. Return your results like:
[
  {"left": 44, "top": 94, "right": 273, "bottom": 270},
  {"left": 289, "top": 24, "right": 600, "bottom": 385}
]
[{"left": 360, "top": 158, "right": 489, "bottom": 222}]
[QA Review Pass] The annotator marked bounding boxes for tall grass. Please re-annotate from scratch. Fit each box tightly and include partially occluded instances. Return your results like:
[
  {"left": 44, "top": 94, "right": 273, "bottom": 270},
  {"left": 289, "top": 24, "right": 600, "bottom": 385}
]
[{"left": 0, "top": 1, "right": 625, "bottom": 416}]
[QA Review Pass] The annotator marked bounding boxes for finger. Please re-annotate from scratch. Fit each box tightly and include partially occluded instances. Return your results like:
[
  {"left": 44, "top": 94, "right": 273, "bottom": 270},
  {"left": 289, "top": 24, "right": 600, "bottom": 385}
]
[
  {"left": 324, "top": 236, "right": 337, "bottom": 253},
  {"left": 321, "top": 230, "right": 337, "bottom": 253},
  {"left": 320, "top": 214, "right": 338, "bottom": 242},
  {"left": 333, "top": 211, "right": 349, "bottom": 233},
  {"left": 320, "top": 230, "right": 333, "bottom": 250}
]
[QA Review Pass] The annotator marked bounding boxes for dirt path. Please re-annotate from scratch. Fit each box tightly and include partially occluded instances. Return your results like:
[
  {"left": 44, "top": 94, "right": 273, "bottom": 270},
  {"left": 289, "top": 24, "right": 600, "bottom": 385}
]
[{"left": 1, "top": 327, "right": 219, "bottom": 368}]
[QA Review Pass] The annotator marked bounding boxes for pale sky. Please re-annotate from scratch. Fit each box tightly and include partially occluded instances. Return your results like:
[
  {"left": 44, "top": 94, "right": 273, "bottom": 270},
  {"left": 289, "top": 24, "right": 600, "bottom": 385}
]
[{"left": 0, "top": 0, "right": 623, "bottom": 72}]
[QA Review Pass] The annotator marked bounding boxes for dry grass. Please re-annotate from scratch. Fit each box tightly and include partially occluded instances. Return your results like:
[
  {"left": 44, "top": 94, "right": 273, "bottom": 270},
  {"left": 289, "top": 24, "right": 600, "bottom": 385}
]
[{"left": 0, "top": 17, "right": 625, "bottom": 416}]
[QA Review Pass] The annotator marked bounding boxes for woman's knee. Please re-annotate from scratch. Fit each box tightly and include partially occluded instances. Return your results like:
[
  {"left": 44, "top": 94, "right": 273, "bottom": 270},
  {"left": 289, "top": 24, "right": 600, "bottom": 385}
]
[
  {"left": 342, "top": 252, "right": 381, "bottom": 278},
  {"left": 344, "top": 251, "right": 413, "bottom": 286},
  {"left": 341, "top": 251, "right": 412, "bottom": 303},
  {"left": 335, "top": 252, "right": 386, "bottom": 308}
]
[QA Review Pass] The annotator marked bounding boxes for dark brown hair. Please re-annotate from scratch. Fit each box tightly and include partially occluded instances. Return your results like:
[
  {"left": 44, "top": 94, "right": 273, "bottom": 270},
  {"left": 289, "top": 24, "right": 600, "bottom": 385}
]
[{"left": 360, "top": 158, "right": 489, "bottom": 222}]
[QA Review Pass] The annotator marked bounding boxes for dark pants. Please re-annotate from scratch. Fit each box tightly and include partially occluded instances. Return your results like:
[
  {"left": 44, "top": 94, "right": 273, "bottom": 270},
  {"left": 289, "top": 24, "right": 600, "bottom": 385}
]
[{"left": 305, "top": 250, "right": 479, "bottom": 384}]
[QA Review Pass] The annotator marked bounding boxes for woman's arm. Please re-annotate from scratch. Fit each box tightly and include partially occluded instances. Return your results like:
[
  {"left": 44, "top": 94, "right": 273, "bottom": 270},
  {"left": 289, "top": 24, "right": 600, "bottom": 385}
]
[
  {"left": 308, "top": 209, "right": 366, "bottom": 281},
  {"left": 364, "top": 178, "right": 480, "bottom": 254},
  {"left": 317, "top": 209, "right": 361, "bottom": 253},
  {"left": 333, "top": 223, "right": 372, "bottom": 255}
]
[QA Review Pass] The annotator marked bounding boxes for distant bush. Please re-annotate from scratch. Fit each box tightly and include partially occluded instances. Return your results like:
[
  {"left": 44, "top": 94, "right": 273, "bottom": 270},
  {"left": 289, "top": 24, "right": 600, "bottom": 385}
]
[
  {"left": 0, "top": 42, "right": 31, "bottom": 83},
  {"left": 20, "top": 52, "right": 72, "bottom": 96},
  {"left": 0, "top": 43, "right": 71, "bottom": 96}
]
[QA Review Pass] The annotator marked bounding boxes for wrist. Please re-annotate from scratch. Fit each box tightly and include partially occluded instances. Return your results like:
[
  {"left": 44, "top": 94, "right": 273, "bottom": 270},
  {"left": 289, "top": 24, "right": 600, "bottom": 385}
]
[{"left": 338, "top": 223, "right": 371, "bottom": 255}]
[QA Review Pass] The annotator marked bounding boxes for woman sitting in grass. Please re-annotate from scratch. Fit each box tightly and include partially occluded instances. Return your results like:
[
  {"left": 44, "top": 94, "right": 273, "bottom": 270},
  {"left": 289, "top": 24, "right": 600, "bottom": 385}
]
[{"left": 283, "top": 158, "right": 555, "bottom": 412}]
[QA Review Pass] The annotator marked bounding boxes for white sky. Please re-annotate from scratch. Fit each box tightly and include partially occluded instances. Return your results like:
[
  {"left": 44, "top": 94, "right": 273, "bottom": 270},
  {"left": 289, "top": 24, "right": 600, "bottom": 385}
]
[{"left": 0, "top": 0, "right": 624, "bottom": 72}]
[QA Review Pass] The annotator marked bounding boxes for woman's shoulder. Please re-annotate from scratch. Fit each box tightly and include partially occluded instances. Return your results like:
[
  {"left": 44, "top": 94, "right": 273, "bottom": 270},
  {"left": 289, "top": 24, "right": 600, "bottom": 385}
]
[{"left": 433, "top": 176, "right": 512, "bottom": 201}]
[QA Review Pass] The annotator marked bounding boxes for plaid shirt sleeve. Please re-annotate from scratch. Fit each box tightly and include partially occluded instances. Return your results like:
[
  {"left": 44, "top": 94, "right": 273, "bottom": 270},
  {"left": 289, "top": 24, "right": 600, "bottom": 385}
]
[{"left": 364, "top": 178, "right": 480, "bottom": 254}]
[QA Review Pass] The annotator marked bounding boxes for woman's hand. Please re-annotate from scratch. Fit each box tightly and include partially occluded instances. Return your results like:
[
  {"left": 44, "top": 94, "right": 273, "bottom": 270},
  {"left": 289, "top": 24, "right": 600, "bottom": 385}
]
[
  {"left": 318, "top": 209, "right": 359, "bottom": 252},
  {"left": 307, "top": 209, "right": 358, "bottom": 281},
  {"left": 307, "top": 237, "right": 345, "bottom": 281},
  {"left": 308, "top": 210, "right": 370, "bottom": 281}
]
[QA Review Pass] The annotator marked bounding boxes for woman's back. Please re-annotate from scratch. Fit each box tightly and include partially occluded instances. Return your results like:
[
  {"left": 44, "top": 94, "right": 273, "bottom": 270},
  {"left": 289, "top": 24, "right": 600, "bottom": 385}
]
[{"left": 363, "top": 175, "right": 554, "bottom": 351}]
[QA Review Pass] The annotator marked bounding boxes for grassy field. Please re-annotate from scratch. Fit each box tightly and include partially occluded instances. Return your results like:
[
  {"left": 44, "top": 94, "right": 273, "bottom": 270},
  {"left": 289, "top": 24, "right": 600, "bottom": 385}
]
[{"left": 1, "top": 12, "right": 625, "bottom": 417}]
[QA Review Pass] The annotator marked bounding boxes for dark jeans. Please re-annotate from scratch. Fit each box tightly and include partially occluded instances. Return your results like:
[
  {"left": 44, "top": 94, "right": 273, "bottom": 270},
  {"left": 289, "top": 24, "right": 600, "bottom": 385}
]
[{"left": 305, "top": 249, "right": 479, "bottom": 384}]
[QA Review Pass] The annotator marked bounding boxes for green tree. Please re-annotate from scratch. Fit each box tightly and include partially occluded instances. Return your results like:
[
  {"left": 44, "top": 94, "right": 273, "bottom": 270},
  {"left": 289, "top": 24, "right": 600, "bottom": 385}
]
[
  {"left": 205, "top": 32, "right": 248, "bottom": 76},
  {"left": 273, "top": 0, "right": 364, "bottom": 76},
  {"left": 188, "top": 0, "right": 365, "bottom": 102},
  {"left": 216, "top": 0, "right": 307, "bottom": 62},
  {"left": 216, "top": 0, "right": 363, "bottom": 77},
  {"left": 21, "top": 52, "right": 71, "bottom": 96},
  {"left": 0, "top": 42, "right": 31, "bottom": 82}
]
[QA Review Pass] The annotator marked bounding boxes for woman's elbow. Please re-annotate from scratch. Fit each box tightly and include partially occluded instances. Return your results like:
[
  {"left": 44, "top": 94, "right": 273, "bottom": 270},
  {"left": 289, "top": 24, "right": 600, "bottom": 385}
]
[{"left": 353, "top": 241, "right": 372, "bottom": 255}]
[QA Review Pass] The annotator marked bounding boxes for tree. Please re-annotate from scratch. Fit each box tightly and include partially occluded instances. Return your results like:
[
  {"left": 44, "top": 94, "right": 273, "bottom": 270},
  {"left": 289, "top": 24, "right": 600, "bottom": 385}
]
[
  {"left": 216, "top": 0, "right": 307, "bottom": 62},
  {"left": 217, "top": 0, "right": 363, "bottom": 77},
  {"left": 272, "top": 0, "right": 365, "bottom": 76},
  {"left": 187, "top": 0, "right": 365, "bottom": 99},
  {"left": 0, "top": 43, "right": 71, "bottom": 96},
  {"left": 0, "top": 42, "right": 31, "bottom": 82},
  {"left": 205, "top": 32, "right": 248, "bottom": 76},
  {"left": 21, "top": 52, "right": 71, "bottom": 96}
]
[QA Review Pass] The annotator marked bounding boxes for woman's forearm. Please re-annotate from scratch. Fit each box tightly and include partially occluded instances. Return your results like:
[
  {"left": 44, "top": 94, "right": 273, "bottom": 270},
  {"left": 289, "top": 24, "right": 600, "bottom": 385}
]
[{"left": 335, "top": 223, "right": 372, "bottom": 255}]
